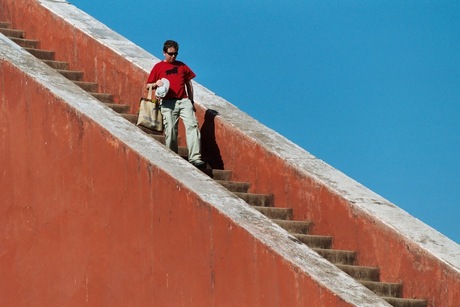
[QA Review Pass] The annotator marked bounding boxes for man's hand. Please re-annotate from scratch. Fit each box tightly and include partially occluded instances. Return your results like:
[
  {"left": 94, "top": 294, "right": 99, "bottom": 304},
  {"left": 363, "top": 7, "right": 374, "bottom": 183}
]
[{"left": 155, "top": 79, "right": 164, "bottom": 87}]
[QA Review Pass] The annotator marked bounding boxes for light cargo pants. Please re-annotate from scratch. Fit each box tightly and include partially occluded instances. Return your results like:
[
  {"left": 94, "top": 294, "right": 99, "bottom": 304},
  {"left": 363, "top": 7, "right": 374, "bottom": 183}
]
[{"left": 160, "top": 98, "right": 202, "bottom": 163}]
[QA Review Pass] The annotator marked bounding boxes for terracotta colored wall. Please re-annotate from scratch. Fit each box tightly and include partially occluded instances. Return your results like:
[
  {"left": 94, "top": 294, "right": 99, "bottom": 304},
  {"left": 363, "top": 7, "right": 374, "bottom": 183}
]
[
  {"left": 207, "top": 120, "right": 460, "bottom": 305},
  {"left": 1, "top": 0, "right": 459, "bottom": 306},
  {"left": 0, "top": 60, "right": 356, "bottom": 306},
  {"left": 1, "top": 0, "right": 147, "bottom": 109}
]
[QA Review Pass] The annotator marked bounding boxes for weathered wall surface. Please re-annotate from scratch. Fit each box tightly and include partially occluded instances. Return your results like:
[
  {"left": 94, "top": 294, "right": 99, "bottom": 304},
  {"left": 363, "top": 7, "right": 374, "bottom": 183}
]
[
  {"left": 0, "top": 35, "right": 388, "bottom": 306},
  {"left": 1, "top": 0, "right": 459, "bottom": 306}
]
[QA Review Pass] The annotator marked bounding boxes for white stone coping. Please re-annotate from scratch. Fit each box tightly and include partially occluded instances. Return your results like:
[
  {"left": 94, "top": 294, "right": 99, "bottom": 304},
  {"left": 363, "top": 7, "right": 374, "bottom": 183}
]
[
  {"left": 8, "top": 0, "right": 460, "bottom": 293},
  {"left": 39, "top": 0, "right": 460, "bottom": 274},
  {"left": 1, "top": 30, "right": 391, "bottom": 306}
]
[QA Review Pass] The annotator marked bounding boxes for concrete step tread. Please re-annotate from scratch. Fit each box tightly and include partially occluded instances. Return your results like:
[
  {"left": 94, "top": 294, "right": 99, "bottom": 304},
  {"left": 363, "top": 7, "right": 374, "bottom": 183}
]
[
  {"left": 10, "top": 37, "right": 39, "bottom": 48},
  {"left": 359, "top": 280, "right": 402, "bottom": 287},
  {"left": 215, "top": 180, "right": 251, "bottom": 192},
  {"left": 336, "top": 264, "right": 380, "bottom": 281},
  {"left": 313, "top": 248, "right": 357, "bottom": 265},
  {"left": 0, "top": 27, "right": 24, "bottom": 38},
  {"left": 272, "top": 219, "right": 312, "bottom": 234},
  {"left": 73, "top": 80, "right": 99, "bottom": 92},
  {"left": 359, "top": 280, "right": 402, "bottom": 298},
  {"left": 24, "top": 47, "right": 55, "bottom": 60},
  {"left": 234, "top": 192, "right": 274, "bottom": 207},
  {"left": 382, "top": 296, "right": 427, "bottom": 307},
  {"left": 147, "top": 134, "right": 165, "bottom": 143},
  {"left": 293, "top": 234, "right": 333, "bottom": 248},
  {"left": 104, "top": 103, "right": 130, "bottom": 113},
  {"left": 57, "top": 69, "right": 84, "bottom": 81},
  {"left": 253, "top": 206, "right": 293, "bottom": 220},
  {"left": 293, "top": 233, "right": 332, "bottom": 239},
  {"left": 90, "top": 92, "right": 114, "bottom": 103},
  {"left": 122, "top": 113, "right": 138, "bottom": 123},
  {"left": 208, "top": 169, "right": 233, "bottom": 181},
  {"left": 0, "top": 21, "right": 11, "bottom": 28},
  {"left": 73, "top": 80, "right": 99, "bottom": 86},
  {"left": 42, "top": 59, "right": 69, "bottom": 70}
]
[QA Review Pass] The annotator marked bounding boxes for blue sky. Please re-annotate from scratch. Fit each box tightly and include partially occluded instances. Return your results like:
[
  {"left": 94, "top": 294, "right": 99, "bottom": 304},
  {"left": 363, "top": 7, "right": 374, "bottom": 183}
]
[{"left": 69, "top": 0, "right": 459, "bottom": 243}]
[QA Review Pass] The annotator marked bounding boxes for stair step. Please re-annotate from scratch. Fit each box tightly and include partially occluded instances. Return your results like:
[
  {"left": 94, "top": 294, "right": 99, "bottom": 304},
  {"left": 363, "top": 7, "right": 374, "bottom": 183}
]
[
  {"left": 73, "top": 81, "right": 99, "bottom": 92},
  {"left": 1, "top": 20, "right": 430, "bottom": 307},
  {"left": 24, "top": 48, "right": 55, "bottom": 60},
  {"left": 272, "top": 219, "right": 311, "bottom": 234},
  {"left": 0, "top": 27, "right": 24, "bottom": 38},
  {"left": 57, "top": 69, "right": 84, "bottom": 81},
  {"left": 90, "top": 92, "right": 114, "bottom": 103},
  {"left": 42, "top": 59, "right": 69, "bottom": 70},
  {"left": 360, "top": 280, "right": 402, "bottom": 298},
  {"left": 382, "top": 297, "right": 427, "bottom": 307},
  {"left": 313, "top": 248, "right": 356, "bottom": 265},
  {"left": 121, "top": 113, "right": 138, "bottom": 124},
  {"left": 336, "top": 264, "right": 380, "bottom": 282},
  {"left": 0, "top": 21, "right": 11, "bottom": 28},
  {"left": 137, "top": 125, "right": 164, "bottom": 138},
  {"left": 253, "top": 206, "right": 293, "bottom": 220},
  {"left": 207, "top": 169, "right": 233, "bottom": 181},
  {"left": 215, "top": 180, "right": 250, "bottom": 193},
  {"left": 178, "top": 146, "right": 188, "bottom": 158},
  {"left": 147, "top": 134, "right": 165, "bottom": 143},
  {"left": 104, "top": 103, "right": 130, "bottom": 114},
  {"left": 10, "top": 37, "right": 39, "bottom": 48},
  {"left": 235, "top": 192, "right": 274, "bottom": 207},
  {"left": 293, "top": 234, "right": 333, "bottom": 249}
]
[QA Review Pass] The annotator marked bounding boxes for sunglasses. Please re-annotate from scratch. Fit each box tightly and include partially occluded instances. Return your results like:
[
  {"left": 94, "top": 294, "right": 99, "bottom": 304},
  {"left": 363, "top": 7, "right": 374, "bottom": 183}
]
[{"left": 166, "top": 51, "right": 178, "bottom": 56}]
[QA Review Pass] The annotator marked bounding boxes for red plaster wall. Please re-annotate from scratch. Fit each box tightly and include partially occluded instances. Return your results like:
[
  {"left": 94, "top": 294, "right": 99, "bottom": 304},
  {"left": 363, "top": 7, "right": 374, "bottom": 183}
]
[
  {"left": 1, "top": 0, "right": 148, "bottom": 110},
  {"left": 0, "top": 61, "right": 354, "bottom": 306},
  {"left": 205, "top": 115, "right": 460, "bottom": 305},
  {"left": 1, "top": 0, "right": 459, "bottom": 305}
]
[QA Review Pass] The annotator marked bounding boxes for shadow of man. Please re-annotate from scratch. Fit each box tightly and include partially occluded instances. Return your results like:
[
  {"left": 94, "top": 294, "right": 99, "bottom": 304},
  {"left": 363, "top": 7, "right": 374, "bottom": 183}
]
[{"left": 200, "top": 109, "right": 224, "bottom": 170}]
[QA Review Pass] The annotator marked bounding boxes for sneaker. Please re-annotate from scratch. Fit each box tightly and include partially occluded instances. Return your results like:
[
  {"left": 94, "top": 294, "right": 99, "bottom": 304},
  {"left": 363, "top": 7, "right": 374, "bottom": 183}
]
[{"left": 191, "top": 159, "right": 205, "bottom": 167}]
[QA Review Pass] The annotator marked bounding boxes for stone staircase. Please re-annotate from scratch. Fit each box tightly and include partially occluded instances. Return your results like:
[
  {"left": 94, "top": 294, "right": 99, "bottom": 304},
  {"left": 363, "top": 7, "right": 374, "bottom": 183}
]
[{"left": 0, "top": 21, "right": 428, "bottom": 307}]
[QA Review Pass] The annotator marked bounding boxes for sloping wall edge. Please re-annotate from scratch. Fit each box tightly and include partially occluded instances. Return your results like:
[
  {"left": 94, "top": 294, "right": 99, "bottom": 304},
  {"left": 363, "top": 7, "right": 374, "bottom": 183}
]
[
  {"left": 36, "top": 0, "right": 459, "bottom": 272},
  {"left": 0, "top": 33, "right": 392, "bottom": 306}
]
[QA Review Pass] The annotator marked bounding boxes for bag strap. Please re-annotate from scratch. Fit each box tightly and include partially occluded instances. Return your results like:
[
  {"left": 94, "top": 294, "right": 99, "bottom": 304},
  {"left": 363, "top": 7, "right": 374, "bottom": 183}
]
[{"left": 147, "top": 84, "right": 154, "bottom": 100}]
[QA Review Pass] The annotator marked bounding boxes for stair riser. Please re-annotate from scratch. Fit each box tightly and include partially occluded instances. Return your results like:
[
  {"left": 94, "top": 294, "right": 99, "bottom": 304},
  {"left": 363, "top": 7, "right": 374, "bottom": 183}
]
[
  {"left": 74, "top": 81, "right": 99, "bottom": 92},
  {"left": 122, "top": 114, "right": 138, "bottom": 124},
  {"left": 10, "top": 37, "right": 39, "bottom": 48},
  {"left": 149, "top": 135, "right": 165, "bottom": 143},
  {"left": 273, "top": 220, "right": 311, "bottom": 234},
  {"left": 0, "top": 28, "right": 24, "bottom": 38},
  {"left": 178, "top": 146, "right": 188, "bottom": 158},
  {"left": 58, "top": 70, "right": 84, "bottom": 81},
  {"left": 295, "top": 235, "right": 332, "bottom": 249},
  {"left": 43, "top": 60, "right": 69, "bottom": 70},
  {"left": 25, "top": 48, "right": 55, "bottom": 60},
  {"left": 383, "top": 297, "right": 427, "bottom": 307},
  {"left": 216, "top": 181, "right": 250, "bottom": 193},
  {"left": 362, "top": 281, "right": 402, "bottom": 298},
  {"left": 336, "top": 265, "right": 380, "bottom": 282},
  {"left": 254, "top": 207, "right": 293, "bottom": 220},
  {"left": 105, "top": 103, "right": 130, "bottom": 114},
  {"left": 210, "top": 170, "right": 233, "bottom": 181},
  {"left": 0, "top": 22, "right": 11, "bottom": 28},
  {"left": 236, "top": 193, "right": 274, "bottom": 207},
  {"left": 314, "top": 249, "right": 356, "bottom": 265},
  {"left": 91, "top": 93, "right": 114, "bottom": 103}
]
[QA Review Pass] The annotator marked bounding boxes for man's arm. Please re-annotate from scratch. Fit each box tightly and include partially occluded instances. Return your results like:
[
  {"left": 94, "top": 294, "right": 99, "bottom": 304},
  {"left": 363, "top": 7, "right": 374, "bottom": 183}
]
[{"left": 185, "top": 80, "right": 194, "bottom": 102}]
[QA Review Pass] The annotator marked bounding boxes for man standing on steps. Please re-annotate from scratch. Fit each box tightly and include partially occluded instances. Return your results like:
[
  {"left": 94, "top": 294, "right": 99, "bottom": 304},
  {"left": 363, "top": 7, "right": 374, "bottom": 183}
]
[{"left": 146, "top": 40, "right": 205, "bottom": 167}]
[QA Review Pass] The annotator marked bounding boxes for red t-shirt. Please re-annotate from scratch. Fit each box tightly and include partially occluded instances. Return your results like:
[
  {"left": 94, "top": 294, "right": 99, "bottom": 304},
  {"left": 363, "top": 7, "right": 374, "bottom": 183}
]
[{"left": 147, "top": 61, "right": 196, "bottom": 99}]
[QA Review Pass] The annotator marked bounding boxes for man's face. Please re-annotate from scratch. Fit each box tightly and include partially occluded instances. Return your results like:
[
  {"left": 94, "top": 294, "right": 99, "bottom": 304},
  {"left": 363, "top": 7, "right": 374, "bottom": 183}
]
[{"left": 164, "top": 47, "right": 178, "bottom": 63}]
